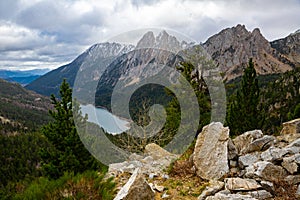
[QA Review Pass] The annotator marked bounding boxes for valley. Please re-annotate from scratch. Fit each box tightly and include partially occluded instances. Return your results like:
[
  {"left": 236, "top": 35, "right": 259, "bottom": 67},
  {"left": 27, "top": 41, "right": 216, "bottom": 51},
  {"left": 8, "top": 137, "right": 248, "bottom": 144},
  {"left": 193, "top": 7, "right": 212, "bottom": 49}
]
[{"left": 1, "top": 24, "right": 300, "bottom": 199}]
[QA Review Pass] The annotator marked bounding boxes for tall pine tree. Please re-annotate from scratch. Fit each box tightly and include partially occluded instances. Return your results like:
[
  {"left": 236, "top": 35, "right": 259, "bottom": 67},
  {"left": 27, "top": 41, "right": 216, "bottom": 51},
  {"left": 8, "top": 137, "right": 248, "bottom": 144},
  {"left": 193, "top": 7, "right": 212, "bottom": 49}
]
[
  {"left": 40, "top": 79, "right": 101, "bottom": 179},
  {"left": 227, "top": 58, "right": 264, "bottom": 136}
]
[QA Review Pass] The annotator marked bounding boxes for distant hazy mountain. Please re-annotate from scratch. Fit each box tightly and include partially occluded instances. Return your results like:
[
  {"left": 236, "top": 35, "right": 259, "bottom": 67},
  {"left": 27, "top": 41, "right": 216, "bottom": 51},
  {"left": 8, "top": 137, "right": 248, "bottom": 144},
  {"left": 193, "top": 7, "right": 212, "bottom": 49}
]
[
  {"left": 26, "top": 25, "right": 300, "bottom": 99},
  {"left": 0, "top": 69, "right": 50, "bottom": 86},
  {"left": 26, "top": 43, "right": 134, "bottom": 97}
]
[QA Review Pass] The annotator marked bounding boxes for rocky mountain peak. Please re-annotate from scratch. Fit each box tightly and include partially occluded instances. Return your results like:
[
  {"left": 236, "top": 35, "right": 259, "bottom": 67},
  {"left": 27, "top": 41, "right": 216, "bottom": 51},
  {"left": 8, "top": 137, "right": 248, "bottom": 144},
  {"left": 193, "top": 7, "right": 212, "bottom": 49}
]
[
  {"left": 136, "top": 31, "right": 156, "bottom": 49},
  {"left": 203, "top": 24, "right": 292, "bottom": 80},
  {"left": 136, "top": 30, "right": 189, "bottom": 53},
  {"left": 87, "top": 42, "right": 135, "bottom": 58}
]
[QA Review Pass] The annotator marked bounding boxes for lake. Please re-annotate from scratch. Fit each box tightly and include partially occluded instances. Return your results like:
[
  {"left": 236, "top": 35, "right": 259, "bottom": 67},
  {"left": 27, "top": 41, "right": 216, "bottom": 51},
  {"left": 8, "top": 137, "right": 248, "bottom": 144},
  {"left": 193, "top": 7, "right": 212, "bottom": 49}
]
[{"left": 80, "top": 104, "right": 130, "bottom": 135}]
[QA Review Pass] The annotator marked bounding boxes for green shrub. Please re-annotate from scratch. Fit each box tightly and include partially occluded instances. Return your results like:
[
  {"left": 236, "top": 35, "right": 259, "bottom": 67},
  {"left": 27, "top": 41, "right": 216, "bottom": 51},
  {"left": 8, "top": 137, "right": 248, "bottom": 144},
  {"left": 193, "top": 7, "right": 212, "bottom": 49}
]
[{"left": 13, "top": 171, "right": 115, "bottom": 200}]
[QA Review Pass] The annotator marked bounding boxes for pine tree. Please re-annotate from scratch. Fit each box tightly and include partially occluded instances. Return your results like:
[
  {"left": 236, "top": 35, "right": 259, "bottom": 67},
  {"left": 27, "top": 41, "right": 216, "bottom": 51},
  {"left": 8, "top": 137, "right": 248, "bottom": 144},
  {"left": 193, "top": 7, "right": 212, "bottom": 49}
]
[
  {"left": 40, "top": 79, "right": 101, "bottom": 179},
  {"left": 227, "top": 58, "right": 264, "bottom": 136}
]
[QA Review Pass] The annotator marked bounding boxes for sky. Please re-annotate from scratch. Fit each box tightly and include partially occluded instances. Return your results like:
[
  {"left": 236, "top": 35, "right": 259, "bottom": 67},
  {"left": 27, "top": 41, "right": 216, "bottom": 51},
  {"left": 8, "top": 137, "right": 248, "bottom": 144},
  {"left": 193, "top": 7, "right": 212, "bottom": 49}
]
[{"left": 0, "top": 0, "right": 299, "bottom": 71}]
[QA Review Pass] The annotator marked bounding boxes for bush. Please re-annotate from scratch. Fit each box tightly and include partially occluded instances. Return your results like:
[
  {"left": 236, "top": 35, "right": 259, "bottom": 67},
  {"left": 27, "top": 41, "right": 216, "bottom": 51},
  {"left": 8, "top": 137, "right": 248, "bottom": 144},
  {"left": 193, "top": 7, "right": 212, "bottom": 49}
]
[{"left": 13, "top": 171, "right": 115, "bottom": 200}]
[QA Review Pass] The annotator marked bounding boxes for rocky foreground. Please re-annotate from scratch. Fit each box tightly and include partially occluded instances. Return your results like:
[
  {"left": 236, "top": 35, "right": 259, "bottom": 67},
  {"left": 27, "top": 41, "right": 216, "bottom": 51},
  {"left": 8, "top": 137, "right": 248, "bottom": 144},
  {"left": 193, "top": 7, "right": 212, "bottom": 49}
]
[{"left": 108, "top": 118, "right": 300, "bottom": 200}]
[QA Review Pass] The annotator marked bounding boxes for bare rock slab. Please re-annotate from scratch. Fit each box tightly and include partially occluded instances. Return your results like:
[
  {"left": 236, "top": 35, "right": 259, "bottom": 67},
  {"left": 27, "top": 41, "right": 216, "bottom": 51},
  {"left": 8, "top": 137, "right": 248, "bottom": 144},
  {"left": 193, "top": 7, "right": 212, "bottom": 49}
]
[
  {"left": 193, "top": 122, "right": 229, "bottom": 180},
  {"left": 225, "top": 178, "right": 261, "bottom": 191}
]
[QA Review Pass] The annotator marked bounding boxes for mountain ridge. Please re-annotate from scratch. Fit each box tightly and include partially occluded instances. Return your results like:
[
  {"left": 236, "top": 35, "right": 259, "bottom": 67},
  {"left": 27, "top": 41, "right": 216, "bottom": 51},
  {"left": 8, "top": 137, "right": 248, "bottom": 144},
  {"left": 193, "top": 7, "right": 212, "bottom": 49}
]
[{"left": 26, "top": 25, "right": 300, "bottom": 98}]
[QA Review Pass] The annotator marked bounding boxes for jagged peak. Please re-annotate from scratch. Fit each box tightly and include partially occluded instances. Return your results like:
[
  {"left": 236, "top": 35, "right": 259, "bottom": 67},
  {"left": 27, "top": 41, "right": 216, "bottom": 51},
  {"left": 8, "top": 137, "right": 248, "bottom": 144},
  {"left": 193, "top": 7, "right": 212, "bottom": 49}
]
[
  {"left": 136, "top": 31, "right": 155, "bottom": 48},
  {"left": 252, "top": 27, "right": 261, "bottom": 34},
  {"left": 136, "top": 30, "right": 190, "bottom": 53}
]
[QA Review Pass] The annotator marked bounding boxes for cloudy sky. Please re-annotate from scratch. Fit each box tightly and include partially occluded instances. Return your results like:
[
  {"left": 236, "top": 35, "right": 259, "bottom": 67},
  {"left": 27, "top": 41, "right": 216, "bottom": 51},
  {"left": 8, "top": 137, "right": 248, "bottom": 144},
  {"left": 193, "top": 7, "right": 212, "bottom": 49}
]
[{"left": 0, "top": 0, "right": 299, "bottom": 71}]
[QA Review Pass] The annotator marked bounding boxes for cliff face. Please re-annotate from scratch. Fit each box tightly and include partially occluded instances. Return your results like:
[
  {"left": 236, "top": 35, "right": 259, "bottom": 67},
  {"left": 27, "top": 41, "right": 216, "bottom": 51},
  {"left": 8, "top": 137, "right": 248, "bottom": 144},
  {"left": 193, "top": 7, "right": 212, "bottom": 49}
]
[
  {"left": 271, "top": 30, "right": 300, "bottom": 66},
  {"left": 203, "top": 24, "right": 293, "bottom": 80}
]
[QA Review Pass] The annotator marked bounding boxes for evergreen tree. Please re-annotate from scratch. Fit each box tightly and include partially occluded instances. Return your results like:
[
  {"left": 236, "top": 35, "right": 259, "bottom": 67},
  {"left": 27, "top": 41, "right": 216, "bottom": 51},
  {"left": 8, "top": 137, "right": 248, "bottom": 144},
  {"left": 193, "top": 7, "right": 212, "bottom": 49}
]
[
  {"left": 164, "top": 62, "right": 211, "bottom": 137},
  {"left": 227, "top": 58, "right": 264, "bottom": 136},
  {"left": 40, "top": 79, "right": 101, "bottom": 179}
]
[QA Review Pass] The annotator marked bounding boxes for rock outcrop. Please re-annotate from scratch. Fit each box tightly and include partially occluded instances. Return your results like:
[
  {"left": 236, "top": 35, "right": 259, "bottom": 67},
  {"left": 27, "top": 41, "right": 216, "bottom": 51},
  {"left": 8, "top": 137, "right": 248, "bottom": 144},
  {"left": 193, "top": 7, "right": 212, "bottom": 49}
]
[
  {"left": 203, "top": 24, "right": 293, "bottom": 80},
  {"left": 110, "top": 119, "right": 300, "bottom": 199},
  {"left": 193, "top": 122, "right": 230, "bottom": 180},
  {"left": 108, "top": 143, "right": 178, "bottom": 177},
  {"left": 271, "top": 30, "right": 300, "bottom": 65},
  {"left": 195, "top": 119, "right": 300, "bottom": 199}
]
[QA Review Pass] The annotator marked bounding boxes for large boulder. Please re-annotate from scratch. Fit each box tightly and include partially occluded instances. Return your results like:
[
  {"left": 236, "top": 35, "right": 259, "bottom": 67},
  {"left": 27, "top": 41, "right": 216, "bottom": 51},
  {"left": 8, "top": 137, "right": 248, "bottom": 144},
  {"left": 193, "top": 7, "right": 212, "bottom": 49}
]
[
  {"left": 144, "top": 143, "right": 177, "bottom": 160},
  {"left": 280, "top": 118, "right": 300, "bottom": 135},
  {"left": 114, "top": 168, "right": 155, "bottom": 200},
  {"left": 233, "top": 130, "right": 263, "bottom": 155},
  {"left": 193, "top": 122, "right": 229, "bottom": 180}
]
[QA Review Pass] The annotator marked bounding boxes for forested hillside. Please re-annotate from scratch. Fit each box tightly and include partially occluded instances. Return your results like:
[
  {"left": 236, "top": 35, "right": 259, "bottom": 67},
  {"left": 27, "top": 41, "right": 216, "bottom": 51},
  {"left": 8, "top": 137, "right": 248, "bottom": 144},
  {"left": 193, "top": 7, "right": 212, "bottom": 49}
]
[{"left": 0, "top": 79, "right": 51, "bottom": 135}]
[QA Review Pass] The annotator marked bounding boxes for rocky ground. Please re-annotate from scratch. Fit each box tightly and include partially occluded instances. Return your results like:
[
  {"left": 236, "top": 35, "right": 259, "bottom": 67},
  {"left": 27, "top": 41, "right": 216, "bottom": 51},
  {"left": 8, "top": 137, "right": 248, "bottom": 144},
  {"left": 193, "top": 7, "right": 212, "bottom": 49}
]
[{"left": 108, "top": 118, "right": 300, "bottom": 200}]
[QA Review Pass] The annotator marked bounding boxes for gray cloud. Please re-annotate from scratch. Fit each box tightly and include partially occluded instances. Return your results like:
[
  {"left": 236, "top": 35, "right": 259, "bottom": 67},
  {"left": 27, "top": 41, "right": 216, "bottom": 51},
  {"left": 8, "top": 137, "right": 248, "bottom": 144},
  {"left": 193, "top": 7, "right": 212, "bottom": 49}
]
[{"left": 0, "top": 0, "right": 299, "bottom": 71}]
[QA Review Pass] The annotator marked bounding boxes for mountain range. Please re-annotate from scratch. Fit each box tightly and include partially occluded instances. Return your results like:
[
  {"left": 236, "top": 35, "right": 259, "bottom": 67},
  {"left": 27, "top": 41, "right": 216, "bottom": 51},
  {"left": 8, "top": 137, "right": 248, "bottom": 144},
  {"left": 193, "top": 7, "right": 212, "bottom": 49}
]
[
  {"left": 0, "top": 69, "right": 50, "bottom": 86},
  {"left": 25, "top": 24, "right": 300, "bottom": 102}
]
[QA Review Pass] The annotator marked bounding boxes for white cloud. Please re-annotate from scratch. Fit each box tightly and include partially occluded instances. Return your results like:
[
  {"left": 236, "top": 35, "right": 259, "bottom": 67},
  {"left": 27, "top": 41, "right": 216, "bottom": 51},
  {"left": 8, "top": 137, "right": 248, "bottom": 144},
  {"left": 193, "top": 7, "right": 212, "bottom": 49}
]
[{"left": 0, "top": 21, "right": 55, "bottom": 51}]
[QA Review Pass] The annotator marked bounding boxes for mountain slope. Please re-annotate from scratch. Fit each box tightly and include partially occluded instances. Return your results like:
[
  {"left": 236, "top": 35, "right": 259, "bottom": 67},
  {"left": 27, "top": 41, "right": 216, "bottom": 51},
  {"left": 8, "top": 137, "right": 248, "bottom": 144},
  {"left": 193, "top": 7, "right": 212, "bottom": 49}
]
[
  {"left": 270, "top": 30, "right": 300, "bottom": 66},
  {"left": 0, "top": 79, "right": 51, "bottom": 134},
  {"left": 26, "top": 25, "right": 299, "bottom": 99},
  {"left": 203, "top": 24, "right": 293, "bottom": 80},
  {"left": 26, "top": 43, "right": 134, "bottom": 97}
]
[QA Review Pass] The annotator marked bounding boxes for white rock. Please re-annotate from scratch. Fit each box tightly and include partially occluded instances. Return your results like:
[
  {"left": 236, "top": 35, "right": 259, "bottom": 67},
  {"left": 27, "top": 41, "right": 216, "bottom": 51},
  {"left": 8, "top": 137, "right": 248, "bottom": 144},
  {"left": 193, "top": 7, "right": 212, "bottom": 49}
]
[
  {"left": 198, "top": 180, "right": 224, "bottom": 200},
  {"left": 233, "top": 130, "right": 263, "bottom": 155},
  {"left": 239, "top": 152, "right": 260, "bottom": 168},
  {"left": 261, "top": 147, "right": 288, "bottom": 162},
  {"left": 245, "top": 161, "right": 287, "bottom": 182},
  {"left": 225, "top": 178, "right": 261, "bottom": 191},
  {"left": 244, "top": 190, "right": 272, "bottom": 200},
  {"left": 193, "top": 122, "right": 229, "bottom": 180}
]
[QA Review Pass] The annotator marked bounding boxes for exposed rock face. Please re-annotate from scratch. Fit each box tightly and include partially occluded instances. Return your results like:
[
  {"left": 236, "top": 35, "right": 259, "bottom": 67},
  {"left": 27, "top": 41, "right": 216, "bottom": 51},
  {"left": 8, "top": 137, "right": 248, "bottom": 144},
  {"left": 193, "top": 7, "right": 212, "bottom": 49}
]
[
  {"left": 280, "top": 118, "right": 300, "bottom": 135},
  {"left": 271, "top": 30, "right": 300, "bottom": 65},
  {"left": 114, "top": 168, "right": 155, "bottom": 200},
  {"left": 193, "top": 122, "right": 229, "bottom": 180},
  {"left": 203, "top": 24, "right": 292, "bottom": 80}
]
